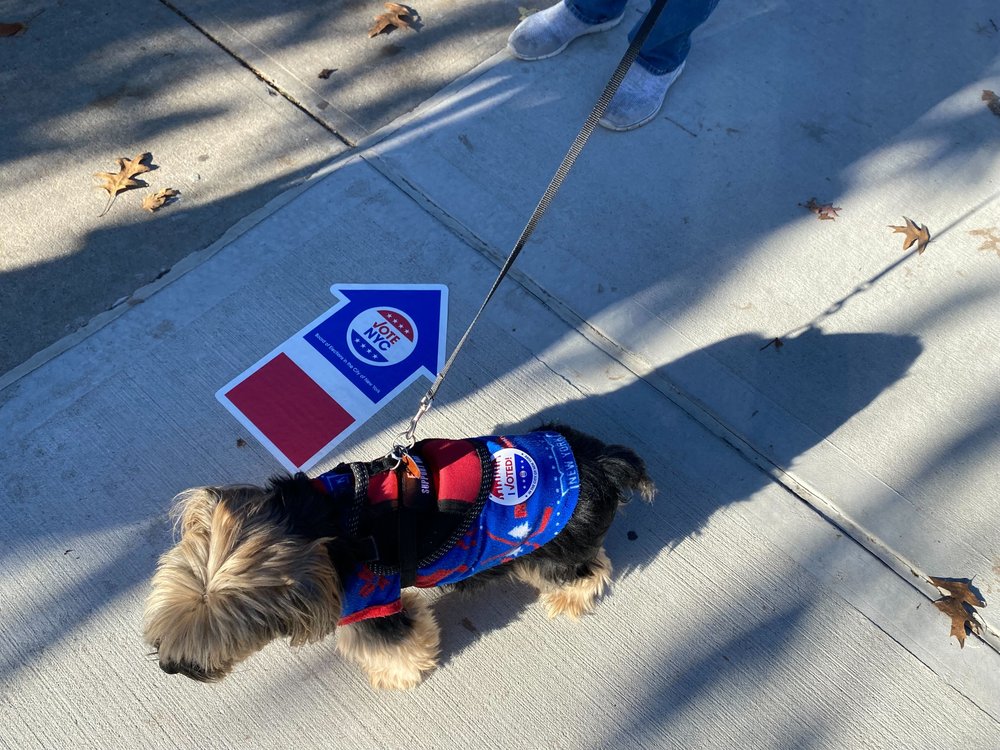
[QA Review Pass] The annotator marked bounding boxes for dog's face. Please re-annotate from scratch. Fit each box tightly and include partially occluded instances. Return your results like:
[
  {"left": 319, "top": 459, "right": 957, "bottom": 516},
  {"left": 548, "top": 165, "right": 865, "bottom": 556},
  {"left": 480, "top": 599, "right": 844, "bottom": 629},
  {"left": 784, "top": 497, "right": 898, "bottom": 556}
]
[{"left": 144, "top": 486, "right": 341, "bottom": 681}]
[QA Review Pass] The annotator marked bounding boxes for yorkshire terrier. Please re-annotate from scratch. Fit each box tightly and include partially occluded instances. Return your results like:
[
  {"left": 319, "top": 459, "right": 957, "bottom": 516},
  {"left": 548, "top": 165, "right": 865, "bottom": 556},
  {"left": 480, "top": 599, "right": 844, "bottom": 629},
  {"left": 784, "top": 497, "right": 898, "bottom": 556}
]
[{"left": 144, "top": 423, "right": 654, "bottom": 689}]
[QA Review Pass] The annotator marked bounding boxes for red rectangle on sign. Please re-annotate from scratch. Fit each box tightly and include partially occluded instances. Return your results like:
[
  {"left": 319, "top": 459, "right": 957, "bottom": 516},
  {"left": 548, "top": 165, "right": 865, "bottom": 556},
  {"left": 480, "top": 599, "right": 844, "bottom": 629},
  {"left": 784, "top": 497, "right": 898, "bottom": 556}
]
[{"left": 225, "top": 353, "right": 354, "bottom": 468}]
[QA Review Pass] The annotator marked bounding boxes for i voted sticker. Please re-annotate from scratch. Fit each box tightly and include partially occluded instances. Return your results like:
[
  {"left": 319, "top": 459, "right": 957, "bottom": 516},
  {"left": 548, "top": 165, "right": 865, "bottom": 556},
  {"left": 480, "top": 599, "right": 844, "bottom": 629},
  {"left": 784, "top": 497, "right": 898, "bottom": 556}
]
[
  {"left": 347, "top": 307, "right": 417, "bottom": 367},
  {"left": 490, "top": 448, "right": 538, "bottom": 506}
]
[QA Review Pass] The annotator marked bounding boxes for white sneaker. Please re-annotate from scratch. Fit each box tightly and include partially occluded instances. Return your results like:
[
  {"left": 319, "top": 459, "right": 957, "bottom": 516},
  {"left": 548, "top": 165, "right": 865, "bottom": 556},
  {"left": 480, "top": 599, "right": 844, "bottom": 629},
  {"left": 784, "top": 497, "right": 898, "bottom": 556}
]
[
  {"left": 508, "top": 2, "right": 625, "bottom": 61},
  {"left": 599, "top": 62, "right": 685, "bottom": 131}
]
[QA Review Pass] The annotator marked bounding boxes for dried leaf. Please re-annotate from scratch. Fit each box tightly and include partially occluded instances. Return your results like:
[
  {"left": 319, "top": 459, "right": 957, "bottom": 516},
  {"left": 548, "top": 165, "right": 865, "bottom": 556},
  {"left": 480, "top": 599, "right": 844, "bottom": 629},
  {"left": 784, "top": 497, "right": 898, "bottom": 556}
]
[
  {"left": 369, "top": 2, "right": 414, "bottom": 37},
  {"left": 930, "top": 576, "right": 986, "bottom": 648},
  {"left": 801, "top": 197, "right": 842, "bottom": 221},
  {"left": 94, "top": 152, "right": 152, "bottom": 217},
  {"left": 759, "top": 337, "right": 784, "bottom": 351},
  {"left": 318, "top": 68, "right": 336, "bottom": 79},
  {"left": 969, "top": 227, "right": 1000, "bottom": 257},
  {"left": 888, "top": 216, "right": 930, "bottom": 254},
  {"left": 930, "top": 577, "right": 986, "bottom": 608},
  {"left": 0, "top": 21, "right": 26, "bottom": 36},
  {"left": 141, "top": 188, "right": 179, "bottom": 212},
  {"left": 933, "top": 598, "right": 982, "bottom": 648},
  {"left": 982, "top": 90, "right": 1000, "bottom": 118}
]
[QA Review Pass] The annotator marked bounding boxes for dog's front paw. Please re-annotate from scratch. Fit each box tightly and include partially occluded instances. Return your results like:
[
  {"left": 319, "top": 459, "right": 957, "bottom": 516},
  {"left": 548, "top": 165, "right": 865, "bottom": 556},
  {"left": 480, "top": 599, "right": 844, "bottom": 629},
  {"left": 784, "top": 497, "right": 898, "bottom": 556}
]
[
  {"left": 365, "top": 660, "right": 431, "bottom": 690},
  {"left": 338, "top": 591, "right": 441, "bottom": 689}
]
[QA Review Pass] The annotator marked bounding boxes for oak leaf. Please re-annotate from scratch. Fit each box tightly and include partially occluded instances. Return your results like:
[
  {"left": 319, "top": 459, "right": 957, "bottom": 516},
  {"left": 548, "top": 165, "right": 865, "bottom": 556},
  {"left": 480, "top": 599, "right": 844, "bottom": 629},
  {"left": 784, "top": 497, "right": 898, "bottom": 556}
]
[
  {"left": 889, "top": 216, "right": 930, "bottom": 254},
  {"left": 368, "top": 3, "right": 414, "bottom": 37},
  {"left": 142, "top": 188, "right": 179, "bottom": 212},
  {"left": 801, "top": 197, "right": 841, "bottom": 220},
  {"left": 930, "top": 577, "right": 986, "bottom": 648},
  {"left": 930, "top": 576, "right": 986, "bottom": 608},
  {"left": 94, "top": 153, "right": 152, "bottom": 217},
  {"left": 982, "top": 90, "right": 1000, "bottom": 118}
]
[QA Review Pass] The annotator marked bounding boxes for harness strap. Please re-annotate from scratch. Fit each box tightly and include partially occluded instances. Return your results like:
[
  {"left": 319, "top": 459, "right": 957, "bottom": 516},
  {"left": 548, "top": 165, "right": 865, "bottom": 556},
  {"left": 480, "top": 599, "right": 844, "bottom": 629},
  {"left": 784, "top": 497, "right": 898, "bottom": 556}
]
[{"left": 397, "top": 466, "right": 423, "bottom": 588}]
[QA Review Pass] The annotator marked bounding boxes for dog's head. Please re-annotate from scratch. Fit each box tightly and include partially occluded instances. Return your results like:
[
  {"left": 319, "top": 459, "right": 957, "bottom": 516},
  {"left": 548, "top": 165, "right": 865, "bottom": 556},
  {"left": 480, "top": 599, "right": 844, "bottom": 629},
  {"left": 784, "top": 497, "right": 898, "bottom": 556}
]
[{"left": 143, "top": 483, "right": 341, "bottom": 681}]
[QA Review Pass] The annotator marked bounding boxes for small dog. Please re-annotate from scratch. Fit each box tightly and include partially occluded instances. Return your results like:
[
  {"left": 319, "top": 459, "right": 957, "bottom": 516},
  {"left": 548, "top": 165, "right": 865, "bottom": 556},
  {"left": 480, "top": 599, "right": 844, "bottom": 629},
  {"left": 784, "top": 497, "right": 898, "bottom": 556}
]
[{"left": 144, "top": 424, "right": 653, "bottom": 689}]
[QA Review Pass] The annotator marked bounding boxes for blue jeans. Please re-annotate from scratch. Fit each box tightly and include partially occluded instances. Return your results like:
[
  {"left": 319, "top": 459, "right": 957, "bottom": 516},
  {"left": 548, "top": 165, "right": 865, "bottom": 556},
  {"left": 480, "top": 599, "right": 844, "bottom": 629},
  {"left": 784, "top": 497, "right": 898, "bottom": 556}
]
[{"left": 565, "top": 0, "right": 720, "bottom": 74}]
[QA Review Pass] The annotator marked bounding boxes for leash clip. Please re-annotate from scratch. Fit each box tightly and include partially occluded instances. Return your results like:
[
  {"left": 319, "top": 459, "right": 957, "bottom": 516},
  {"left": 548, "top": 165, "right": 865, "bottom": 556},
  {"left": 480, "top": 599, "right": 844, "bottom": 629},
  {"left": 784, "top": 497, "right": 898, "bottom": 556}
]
[
  {"left": 386, "top": 443, "right": 420, "bottom": 479},
  {"left": 399, "top": 393, "right": 432, "bottom": 448},
  {"left": 386, "top": 390, "right": 431, "bottom": 479}
]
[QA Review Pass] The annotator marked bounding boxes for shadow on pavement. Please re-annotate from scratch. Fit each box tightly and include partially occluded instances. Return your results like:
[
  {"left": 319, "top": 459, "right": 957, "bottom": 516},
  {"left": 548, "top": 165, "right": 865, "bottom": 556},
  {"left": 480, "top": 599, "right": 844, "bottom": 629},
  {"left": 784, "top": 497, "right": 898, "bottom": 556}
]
[{"left": 428, "top": 330, "right": 922, "bottom": 668}]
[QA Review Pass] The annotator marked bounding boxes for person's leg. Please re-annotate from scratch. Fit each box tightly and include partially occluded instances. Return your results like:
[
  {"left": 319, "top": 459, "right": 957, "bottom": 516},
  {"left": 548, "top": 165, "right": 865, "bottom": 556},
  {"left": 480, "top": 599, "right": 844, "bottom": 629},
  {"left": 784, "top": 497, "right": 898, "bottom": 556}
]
[
  {"left": 600, "top": 0, "right": 720, "bottom": 131},
  {"left": 568, "top": 0, "right": 629, "bottom": 25},
  {"left": 632, "top": 0, "right": 719, "bottom": 74},
  {"left": 507, "top": 0, "right": 628, "bottom": 61}
]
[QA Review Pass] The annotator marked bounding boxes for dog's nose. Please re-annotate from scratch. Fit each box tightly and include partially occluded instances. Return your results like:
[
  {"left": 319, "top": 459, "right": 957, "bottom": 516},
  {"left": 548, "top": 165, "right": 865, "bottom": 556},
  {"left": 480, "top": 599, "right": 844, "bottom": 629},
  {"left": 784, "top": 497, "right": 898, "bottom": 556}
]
[{"left": 159, "top": 660, "right": 180, "bottom": 675}]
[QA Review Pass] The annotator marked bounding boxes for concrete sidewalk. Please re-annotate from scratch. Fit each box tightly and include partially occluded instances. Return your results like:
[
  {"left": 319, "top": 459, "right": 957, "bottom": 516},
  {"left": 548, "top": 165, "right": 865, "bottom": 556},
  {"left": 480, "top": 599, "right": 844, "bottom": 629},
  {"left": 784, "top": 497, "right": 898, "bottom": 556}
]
[{"left": 2, "top": 0, "right": 1000, "bottom": 748}]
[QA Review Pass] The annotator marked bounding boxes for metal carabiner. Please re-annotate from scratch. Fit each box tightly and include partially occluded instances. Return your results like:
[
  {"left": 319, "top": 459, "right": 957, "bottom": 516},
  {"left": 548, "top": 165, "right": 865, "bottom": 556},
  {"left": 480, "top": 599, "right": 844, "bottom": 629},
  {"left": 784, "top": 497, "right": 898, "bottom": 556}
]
[{"left": 400, "top": 393, "right": 432, "bottom": 448}]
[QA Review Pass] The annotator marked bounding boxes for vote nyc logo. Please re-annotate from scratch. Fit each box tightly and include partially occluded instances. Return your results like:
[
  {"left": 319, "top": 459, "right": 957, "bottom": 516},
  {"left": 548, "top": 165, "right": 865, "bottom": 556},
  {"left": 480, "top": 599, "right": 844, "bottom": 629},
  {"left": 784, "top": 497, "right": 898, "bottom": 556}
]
[{"left": 347, "top": 307, "right": 417, "bottom": 366}]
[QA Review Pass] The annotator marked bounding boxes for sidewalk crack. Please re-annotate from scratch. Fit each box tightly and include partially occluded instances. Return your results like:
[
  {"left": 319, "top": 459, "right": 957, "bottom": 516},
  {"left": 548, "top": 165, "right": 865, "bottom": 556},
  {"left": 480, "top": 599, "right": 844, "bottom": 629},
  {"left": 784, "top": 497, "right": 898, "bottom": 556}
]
[{"left": 156, "top": 0, "right": 355, "bottom": 148}]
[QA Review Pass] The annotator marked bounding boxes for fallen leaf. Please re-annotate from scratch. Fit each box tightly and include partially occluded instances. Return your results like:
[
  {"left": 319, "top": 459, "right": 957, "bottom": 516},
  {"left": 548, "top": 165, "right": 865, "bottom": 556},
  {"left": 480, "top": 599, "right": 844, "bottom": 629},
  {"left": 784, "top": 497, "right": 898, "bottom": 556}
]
[
  {"left": 236, "top": 438, "right": 247, "bottom": 448},
  {"left": 930, "top": 577, "right": 987, "bottom": 608},
  {"left": 0, "top": 21, "right": 26, "bottom": 36},
  {"left": 930, "top": 576, "right": 986, "bottom": 648},
  {"left": 518, "top": 6, "right": 539, "bottom": 20},
  {"left": 982, "top": 90, "right": 1000, "bottom": 118},
  {"left": 969, "top": 227, "right": 1000, "bottom": 257},
  {"left": 318, "top": 68, "right": 336, "bottom": 79},
  {"left": 889, "top": 216, "right": 930, "bottom": 254},
  {"left": 800, "top": 197, "right": 842, "bottom": 220},
  {"left": 141, "top": 188, "right": 179, "bottom": 212},
  {"left": 94, "top": 152, "right": 152, "bottom": 217},
  {"left": 933, "top": 597, "right": 981, "bottom": 647},
  {"left": 368, "top": 2, "right": 414, "bottom": 37},
  {"left": 759, "top": 337, "right": 784, "bottom": 351}
]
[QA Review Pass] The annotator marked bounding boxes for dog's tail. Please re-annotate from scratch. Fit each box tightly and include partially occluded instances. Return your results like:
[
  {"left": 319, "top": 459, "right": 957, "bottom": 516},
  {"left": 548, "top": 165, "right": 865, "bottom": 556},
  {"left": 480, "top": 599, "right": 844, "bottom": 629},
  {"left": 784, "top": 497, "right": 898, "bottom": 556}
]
[
  {"left": 539, "top": 422, "right": 656, "bottom": 503},
  {"left": 596, "top": 445, "right": 656, "bottom": 503}
]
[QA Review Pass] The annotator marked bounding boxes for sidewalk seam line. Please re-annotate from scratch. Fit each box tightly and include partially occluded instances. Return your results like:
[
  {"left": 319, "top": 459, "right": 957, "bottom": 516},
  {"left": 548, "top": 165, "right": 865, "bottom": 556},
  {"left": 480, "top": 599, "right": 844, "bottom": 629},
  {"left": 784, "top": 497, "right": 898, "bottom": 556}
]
[
  {"left": 155, "top": 0, "right": 355, "bottom": 148},
  {"left": 850, "top": 604, "right": 999, "bottom": 726}
]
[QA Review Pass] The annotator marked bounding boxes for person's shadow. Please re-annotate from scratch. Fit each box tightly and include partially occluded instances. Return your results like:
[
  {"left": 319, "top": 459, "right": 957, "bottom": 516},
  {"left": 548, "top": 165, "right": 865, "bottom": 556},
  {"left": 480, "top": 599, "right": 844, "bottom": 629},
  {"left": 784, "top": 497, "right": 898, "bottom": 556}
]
[{"left": 421, "top": 328, "right": 922, "bottom": 665}]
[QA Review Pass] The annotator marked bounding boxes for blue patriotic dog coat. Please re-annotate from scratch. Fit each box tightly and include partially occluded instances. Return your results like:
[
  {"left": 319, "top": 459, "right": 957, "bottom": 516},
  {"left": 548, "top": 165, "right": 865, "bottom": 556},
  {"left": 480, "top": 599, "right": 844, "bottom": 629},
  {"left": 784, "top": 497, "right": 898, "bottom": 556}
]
[{"left": 312, "top": 431, "right": 581, "bottom": 624}]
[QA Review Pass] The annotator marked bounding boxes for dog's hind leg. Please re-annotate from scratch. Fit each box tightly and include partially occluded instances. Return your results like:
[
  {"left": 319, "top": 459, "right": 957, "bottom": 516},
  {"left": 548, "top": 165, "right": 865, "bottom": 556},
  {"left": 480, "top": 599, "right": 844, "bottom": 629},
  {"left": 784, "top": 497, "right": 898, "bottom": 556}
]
[
  {"left": 514, "top": 548, "right": 613, "bottom": 619},
  {"left": 336, "top": 590, "right": 440, "bottom": 689}
]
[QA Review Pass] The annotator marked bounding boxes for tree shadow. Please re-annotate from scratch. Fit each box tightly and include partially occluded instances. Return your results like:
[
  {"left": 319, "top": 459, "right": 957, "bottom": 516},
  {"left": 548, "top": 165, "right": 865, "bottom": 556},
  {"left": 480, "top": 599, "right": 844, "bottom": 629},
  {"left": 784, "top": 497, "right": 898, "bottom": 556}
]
[
  {"left": 425, "top": 330, "right": 922, "bottom": 665},
  {"left": 3, "top": 0, "right": 995, "bottom": 735},
  {"left": 0, "top": 0, "right": 526, "bottom": 374}
]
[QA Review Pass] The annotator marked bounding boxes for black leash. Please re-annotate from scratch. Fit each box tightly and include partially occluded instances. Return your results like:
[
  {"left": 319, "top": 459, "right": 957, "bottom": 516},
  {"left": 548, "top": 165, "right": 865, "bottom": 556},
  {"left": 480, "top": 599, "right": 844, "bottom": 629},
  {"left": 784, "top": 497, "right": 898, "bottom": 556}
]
[{"left": 397, "top": 0, "right": 673, "bottom": 450}]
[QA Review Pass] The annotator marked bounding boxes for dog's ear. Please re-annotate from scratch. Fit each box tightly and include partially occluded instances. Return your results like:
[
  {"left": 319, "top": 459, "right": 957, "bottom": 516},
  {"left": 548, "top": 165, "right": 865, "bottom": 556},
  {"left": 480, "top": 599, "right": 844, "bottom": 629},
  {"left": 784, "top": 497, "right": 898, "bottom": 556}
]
[
  {"left": 279, "top": 539, "right": 342, "bottom": 645},
  {"left": 172, "top": 487, "right": 223, "bottom": 537}
]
